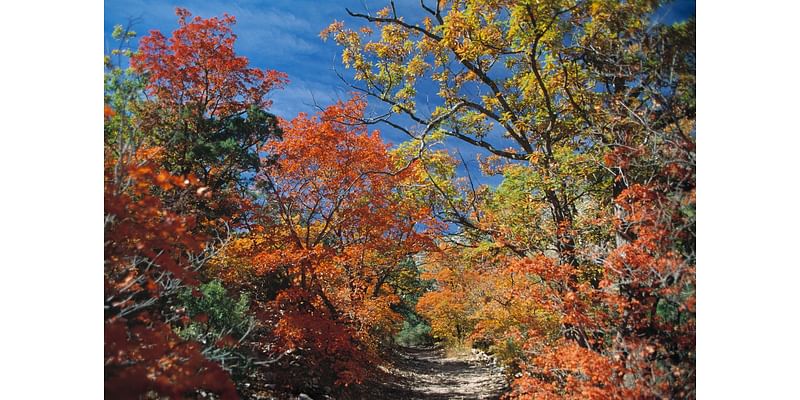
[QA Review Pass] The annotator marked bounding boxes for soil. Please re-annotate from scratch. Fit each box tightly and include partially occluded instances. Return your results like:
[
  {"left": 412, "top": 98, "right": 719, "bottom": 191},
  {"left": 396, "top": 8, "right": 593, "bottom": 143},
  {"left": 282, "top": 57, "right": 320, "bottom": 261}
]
[{"left": 355, "top": 346, "right": 509, "bottom": 400}]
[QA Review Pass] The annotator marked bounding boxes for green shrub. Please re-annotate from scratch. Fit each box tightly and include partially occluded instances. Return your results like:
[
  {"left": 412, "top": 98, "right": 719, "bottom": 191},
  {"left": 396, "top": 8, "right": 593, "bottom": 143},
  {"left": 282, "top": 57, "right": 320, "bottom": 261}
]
[
  {"left": 174, "top": 280, "right": 256, "bottom": 375},
  {"left": 176, "top": 279, "right": 254, "bottom": 345},
  {"left": 394, "top": 318, "right": 433, "bottom": 347}
]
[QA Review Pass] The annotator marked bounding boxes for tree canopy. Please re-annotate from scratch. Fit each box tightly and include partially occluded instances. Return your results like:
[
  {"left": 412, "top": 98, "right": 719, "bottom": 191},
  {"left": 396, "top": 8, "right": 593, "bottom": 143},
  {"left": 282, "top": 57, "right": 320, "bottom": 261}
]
[{"left": 105, "top": 3, "right": 695, "bottom": 398}]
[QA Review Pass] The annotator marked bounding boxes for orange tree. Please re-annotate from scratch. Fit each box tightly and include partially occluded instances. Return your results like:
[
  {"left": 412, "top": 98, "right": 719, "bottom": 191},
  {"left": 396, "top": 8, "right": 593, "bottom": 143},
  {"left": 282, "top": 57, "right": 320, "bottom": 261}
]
[{"left": 243, "top": 95, "right": 436, "bottom": 388}]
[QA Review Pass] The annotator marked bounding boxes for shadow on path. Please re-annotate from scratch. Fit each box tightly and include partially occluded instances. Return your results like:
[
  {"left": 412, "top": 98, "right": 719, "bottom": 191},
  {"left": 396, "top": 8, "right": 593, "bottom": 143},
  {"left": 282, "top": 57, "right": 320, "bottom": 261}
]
[{"left": 360, "top": 346, "right": 508, "bottom": 400}]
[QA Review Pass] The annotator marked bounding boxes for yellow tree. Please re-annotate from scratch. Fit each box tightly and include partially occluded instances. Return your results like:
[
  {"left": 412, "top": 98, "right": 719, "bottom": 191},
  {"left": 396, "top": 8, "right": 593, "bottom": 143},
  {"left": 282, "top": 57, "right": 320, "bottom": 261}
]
[
  {"left": 326, "top": 1, "right": 695, "bottom": 398},
  {"left": 322, "top": 0, "right": 663, "bottom": 264}
]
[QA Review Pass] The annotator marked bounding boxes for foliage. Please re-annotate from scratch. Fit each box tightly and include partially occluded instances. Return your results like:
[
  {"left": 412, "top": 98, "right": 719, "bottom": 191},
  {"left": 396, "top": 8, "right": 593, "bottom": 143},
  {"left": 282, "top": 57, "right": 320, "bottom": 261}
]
[
  {"left": 176, "top": 279, "right": 254, "bottom": 345},
  {"left": 389, "top": 257, "right": 435, "bottom": 347},
  {"left": 104, "top": 9, "right": 280, "bottom": 399},
  {"left": 131, "top": 8, "right": 287, "bottom": 231},
  {"left": 104, "top": 148, "right": 238, "bottom": 399},
  {"left": 105, "top": 3, "right": 695, "bottom": 399},
  {"left": 132, "top": 8, "right": 287, "bottom": 118},
  {"left": 104, "top": 23, "right": 146, "bottom": 149},
  {"left": 326, "top": 1, "right": 695, "bottom": 398},
  {"left": 245, "top": 95, "right": 438, "bottom": 387},
  {"left": 394, "top": 317, "right": 434, "bottom": 347}
]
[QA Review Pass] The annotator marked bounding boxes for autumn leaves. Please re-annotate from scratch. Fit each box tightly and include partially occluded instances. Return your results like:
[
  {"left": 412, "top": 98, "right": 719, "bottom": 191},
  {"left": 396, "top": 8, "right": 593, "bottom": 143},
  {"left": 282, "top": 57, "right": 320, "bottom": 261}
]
[
  {"left": 324, "top": 1, "right": 696, "bottom": 399},
  {"left": 106, "top": 3, "right": 695, "bottom": 399},
  {"left": 106, "top": 8, "right": 435, "bottom": 397}
]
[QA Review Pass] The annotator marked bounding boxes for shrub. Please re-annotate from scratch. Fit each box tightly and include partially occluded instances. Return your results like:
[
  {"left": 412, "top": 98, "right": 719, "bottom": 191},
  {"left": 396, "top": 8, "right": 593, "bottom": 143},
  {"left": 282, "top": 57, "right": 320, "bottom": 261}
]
[
  {"left": 175, "top": 280, "right": 256, "bottom": 373},
  {"left": 394, "top": 317, "right": 433, "bottom": 347}
]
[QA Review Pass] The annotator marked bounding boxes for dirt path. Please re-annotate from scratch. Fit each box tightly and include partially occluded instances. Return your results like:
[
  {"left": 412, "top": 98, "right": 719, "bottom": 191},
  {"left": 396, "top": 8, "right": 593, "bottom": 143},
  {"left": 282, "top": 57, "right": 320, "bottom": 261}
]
[{"left": 364, "top": 346, "right": 508, "bottom": 400}]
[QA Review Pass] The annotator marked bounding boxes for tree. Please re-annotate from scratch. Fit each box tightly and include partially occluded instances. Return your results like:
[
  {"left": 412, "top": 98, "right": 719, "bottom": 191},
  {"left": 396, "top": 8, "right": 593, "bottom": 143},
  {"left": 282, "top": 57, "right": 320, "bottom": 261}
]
[
  {"left": 325, "top": 1, "right": 695, "bottom": 398},
  {"left": 247, "top": 95, "right": 436, "bottom": 387},
  {"left": 131, "top": 8, "right": 288, "bottom": 231},
  {"left": 104, "top": 146, "right": 239, "bottom": 399},
  {"left": 323, "top": 0, "right": 648, "bottom": 264},
  {"left": 104, "top": 10, "right": 290, "bottom": 398}
]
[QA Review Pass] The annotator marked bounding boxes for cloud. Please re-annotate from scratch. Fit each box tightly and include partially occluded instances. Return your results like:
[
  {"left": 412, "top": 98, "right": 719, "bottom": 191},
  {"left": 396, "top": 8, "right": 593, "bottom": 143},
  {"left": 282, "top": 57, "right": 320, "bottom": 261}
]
[
  {"left": 105, "top": 0, "right": 321, "bottom": 58},
  {"left": 104, "top": 0, "right": 531, "bottom": 186}
]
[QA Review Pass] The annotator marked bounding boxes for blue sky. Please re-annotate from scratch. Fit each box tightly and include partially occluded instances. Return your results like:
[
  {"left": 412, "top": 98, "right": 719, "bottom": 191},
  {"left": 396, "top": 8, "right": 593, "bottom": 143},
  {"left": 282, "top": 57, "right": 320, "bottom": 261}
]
[
  {"left": 105, "top": 0, "right": 371, "bottom": 120},
  {"left": 105, "top": 0, "right": 695, "bottom": 186}
]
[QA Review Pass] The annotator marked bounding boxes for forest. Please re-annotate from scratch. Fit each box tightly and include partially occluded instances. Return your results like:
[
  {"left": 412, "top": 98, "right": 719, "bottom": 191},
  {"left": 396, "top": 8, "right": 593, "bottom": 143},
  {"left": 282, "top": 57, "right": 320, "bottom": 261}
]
[{"left": 104, "top": 1, "right": 695, "bottom": 399}]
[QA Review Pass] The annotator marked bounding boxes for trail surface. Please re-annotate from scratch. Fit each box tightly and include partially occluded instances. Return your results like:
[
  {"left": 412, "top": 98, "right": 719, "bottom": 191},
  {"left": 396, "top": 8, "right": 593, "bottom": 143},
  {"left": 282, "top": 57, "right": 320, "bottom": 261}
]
[{"left": 364, "top": 346, "right": 508, "bottom": 400}]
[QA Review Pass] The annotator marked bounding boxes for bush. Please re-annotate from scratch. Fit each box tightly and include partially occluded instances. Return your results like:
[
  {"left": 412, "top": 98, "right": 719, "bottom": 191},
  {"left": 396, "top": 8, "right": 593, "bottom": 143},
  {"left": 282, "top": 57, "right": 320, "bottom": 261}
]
[
  {"left": 175, "top": 280, "right": 256, "bottom": 373},
  {"left": 394, "top": 318, "right": 433, "bottom": 347},
  {"left": 177, "top": 280, "right": 253, "bottom": 339}
]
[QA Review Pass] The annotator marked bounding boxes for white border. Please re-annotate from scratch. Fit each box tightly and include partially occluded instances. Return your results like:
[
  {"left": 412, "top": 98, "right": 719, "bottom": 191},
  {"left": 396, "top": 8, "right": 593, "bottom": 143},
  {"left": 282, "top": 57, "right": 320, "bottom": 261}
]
[{"left": 0, "top": 0, "right": 102, "bottom": 398}]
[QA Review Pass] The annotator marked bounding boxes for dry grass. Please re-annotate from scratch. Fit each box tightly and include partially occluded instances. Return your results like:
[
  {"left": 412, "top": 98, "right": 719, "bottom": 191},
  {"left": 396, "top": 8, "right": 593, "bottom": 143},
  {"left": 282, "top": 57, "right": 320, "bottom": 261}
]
[{"left": 444, "top": 342, "right": 473, "bottom": 359}]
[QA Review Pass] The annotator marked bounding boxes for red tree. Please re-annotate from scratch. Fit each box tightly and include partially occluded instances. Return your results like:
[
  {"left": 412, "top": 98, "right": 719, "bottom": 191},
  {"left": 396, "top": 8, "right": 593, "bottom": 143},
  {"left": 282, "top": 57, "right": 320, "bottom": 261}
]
[
  {"left": 132, "top": 8, "right": 287, "bottom": 119},
  {"left": 131, "top": 8, "right": 288, "bottom": 232},
  {"left": 249, "top": 96, "right": 434, "bottom": 388},
  {"left": 104, "top": 148, "right": 238, "bottom": 399}
]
